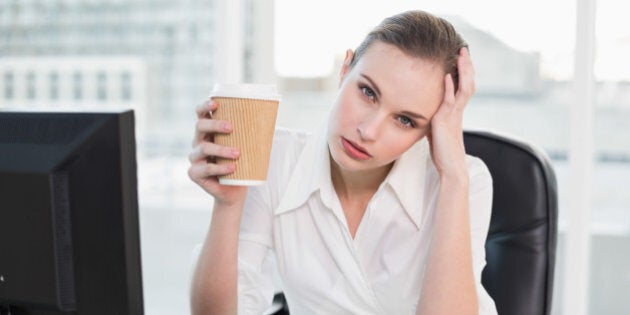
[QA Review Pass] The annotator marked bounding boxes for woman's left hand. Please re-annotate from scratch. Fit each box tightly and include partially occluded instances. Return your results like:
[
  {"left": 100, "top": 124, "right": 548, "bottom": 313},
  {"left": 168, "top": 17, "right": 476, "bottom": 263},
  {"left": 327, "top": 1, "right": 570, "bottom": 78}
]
[{"left": 427, "top": 47, "right": 476, "bottom": 179}]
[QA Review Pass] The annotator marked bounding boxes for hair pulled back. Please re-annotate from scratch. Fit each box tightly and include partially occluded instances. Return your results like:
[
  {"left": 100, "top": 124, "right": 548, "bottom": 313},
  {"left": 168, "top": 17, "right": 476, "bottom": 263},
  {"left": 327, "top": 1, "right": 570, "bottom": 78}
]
[{"left": 350, "top": 10, "right": 467, "bottom": 91}]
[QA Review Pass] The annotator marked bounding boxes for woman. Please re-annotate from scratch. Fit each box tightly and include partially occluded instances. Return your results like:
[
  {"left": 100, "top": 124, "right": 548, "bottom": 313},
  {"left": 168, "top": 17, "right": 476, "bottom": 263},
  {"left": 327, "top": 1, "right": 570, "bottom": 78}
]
[{"left": 189, "top": 10, "right": 497, "bottom": 315}]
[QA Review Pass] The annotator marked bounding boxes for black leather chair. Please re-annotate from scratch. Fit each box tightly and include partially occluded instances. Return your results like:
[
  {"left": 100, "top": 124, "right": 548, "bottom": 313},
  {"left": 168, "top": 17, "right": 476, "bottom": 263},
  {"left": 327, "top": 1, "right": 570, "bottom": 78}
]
[
  {"left": 464, "top": 130, "right": 558, "bottom": 315},
  {"left": 270, "top": 130, "right": 558, "bottom": 315}
]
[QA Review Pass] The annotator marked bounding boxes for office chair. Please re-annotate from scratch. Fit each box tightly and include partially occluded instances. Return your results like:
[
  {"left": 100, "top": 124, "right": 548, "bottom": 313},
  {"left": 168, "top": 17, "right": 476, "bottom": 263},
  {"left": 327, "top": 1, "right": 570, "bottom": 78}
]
[
  {"left": 464, "top": 130, "right": 558, "bottom": 315},
  {"left": 269, "top": 130, "right": 558, "bottom": 315}
]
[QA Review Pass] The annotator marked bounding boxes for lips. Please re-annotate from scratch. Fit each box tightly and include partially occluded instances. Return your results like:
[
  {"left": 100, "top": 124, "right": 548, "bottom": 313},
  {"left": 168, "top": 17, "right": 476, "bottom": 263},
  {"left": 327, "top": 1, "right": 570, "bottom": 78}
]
[{"left": 341, "top": 137, "right": 372, "bottom": 160}]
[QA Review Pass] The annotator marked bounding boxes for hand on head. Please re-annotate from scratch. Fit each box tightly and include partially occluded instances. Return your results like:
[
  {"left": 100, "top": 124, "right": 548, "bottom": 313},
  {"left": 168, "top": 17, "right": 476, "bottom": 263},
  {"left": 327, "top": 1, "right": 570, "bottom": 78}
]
[{"left": 427, "top": 47, "right": 476, "bottom": 179}]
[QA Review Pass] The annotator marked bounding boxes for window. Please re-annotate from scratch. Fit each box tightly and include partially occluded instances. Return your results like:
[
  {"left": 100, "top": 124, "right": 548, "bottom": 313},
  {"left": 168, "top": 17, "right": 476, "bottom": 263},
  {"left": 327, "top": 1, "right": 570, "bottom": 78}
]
[
  {"left": 26, "top": 72, "right": 36, "bottom": 99},
  {"left": 3, "top": 72, "right": 14, "bottom": 100},
  {"left": 121, "top": 71, "right": 132, "bottom": 100},
  {"left": 587, "top": 0, "right": 630, "bottom": 313},
  {"left": 49, "top": 71, "right": 59, "bottom": 100},
  {"left": 73, "top": 72, "right": 83, "bottom": 100},
  {"left": 96, "top": 71, "right": 107, "bottom": 100}
]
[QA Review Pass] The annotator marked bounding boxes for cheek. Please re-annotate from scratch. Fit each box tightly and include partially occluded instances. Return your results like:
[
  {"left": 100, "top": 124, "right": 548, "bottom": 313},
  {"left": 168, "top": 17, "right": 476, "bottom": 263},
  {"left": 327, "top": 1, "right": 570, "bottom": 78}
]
[
  {"left": 381, "top": 128, "right": 425, "bottom": 156},
  {"left": 328, "top": 97, "right": 353, "bottom": 138},
  {"left": 390, "top": 136, "right": 415, "bottom": 153},
  {"left": 333, "top": 90, "right": 361, "bottom": 125}
]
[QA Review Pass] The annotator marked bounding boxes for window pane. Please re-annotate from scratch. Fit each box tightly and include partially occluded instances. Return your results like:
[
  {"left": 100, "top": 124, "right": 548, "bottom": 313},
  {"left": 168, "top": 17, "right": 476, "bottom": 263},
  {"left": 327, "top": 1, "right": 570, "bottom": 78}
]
[
  {"left": 96, "top": 71, "right": 107, "bottom": 101},
  {"left": 49, "top": 71, "right": 59, "bottom": 100},
  {"left": 3, "top": 72, "right": 14, "bottom": 100},
  {"left": 26, "top": 72, "right": 36, "bottom": 99},
  {"left": 121, "top": 71, "right": 132, "bottom": 101},
  {"left": 73, "top": 72, "right": 83, "bottom": 100},
  {"left": 589, "top": 0, "right": 630, "bottom": 313}
]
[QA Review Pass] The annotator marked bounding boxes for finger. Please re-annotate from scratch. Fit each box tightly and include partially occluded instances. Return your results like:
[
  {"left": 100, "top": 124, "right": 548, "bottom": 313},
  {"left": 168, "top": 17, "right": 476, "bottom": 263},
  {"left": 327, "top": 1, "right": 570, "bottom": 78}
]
[
  {"left": 195, "top": 99, "right": 218, "bottom": 119},
  {"left": 189, "top": 142, "right": 240, "bottom": 162},
  {"left": 442, "top": 73, "right": 456, "bottom": 110},
  {"left": 196, "top": 118, "right": 233, "bottom": 134},
  {"left": 193, "top": 118, "right": 233, "bottom": 146},
  {"left": 188, "top": 161, "right": 236, "bottom": 181},
  {"left": 456, "top": 47, "right": 476, "bottom": 99}
]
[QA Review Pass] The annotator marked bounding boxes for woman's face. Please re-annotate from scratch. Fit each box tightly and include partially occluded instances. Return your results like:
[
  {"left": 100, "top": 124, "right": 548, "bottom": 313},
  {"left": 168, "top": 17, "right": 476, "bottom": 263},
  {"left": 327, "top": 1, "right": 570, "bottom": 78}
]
[{"left": 327, "top": 41, "right": 445, "bottom": 174}]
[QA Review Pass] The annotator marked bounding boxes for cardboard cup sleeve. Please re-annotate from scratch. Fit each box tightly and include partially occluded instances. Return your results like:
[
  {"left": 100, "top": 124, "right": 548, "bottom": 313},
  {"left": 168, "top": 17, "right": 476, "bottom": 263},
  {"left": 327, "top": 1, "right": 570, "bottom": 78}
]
[{"left": 211, "top": 97, "right": 279, "bottom": 186}]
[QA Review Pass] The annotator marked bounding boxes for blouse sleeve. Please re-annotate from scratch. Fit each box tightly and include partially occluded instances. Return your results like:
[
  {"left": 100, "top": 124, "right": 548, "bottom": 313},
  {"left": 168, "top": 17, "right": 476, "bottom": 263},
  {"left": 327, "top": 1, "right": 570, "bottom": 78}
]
[
  {"left": 467, "top": 157, "right": 498, "bottom": 315},
  {"left": 237, "top": 183, "right": 276, "bottom": 315}
]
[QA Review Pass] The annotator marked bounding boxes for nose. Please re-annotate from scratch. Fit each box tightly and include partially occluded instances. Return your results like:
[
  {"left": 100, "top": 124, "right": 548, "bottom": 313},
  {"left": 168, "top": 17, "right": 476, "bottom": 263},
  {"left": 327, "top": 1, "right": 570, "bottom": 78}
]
[{"left": 357, "top": 112, "right": 383, "bottom": 142}]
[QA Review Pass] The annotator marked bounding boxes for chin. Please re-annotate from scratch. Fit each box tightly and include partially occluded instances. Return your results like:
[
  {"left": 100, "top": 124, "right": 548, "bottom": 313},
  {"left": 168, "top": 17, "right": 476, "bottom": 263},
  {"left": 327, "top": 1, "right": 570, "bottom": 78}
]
[
  {"left": 329, "top": 142, "right": 360, "bottom": 169},
  {"left": 329, "top": 143, "right": 380, "bottom": 173}
]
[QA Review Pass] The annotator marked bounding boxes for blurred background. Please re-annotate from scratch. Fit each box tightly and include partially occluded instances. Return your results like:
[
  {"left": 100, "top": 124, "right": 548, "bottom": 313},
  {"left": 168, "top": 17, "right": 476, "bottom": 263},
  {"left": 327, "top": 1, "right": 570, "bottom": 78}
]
[{"left": 1, "top": 0, "right": 628, "bottom": 314}]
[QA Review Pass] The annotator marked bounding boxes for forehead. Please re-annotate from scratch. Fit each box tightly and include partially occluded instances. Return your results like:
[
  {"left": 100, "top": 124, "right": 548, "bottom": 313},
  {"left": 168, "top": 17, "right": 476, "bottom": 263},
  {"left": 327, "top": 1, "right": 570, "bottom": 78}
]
[{"left": 353, "top": 42, "right": 445, "bottom": 114}]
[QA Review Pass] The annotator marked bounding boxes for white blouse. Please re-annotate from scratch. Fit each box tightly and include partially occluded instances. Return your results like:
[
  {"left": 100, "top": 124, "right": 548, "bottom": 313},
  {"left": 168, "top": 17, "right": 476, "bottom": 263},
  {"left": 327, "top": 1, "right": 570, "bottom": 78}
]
[{"left": 236, "top": 126, "right": 498, "bottom": 315}]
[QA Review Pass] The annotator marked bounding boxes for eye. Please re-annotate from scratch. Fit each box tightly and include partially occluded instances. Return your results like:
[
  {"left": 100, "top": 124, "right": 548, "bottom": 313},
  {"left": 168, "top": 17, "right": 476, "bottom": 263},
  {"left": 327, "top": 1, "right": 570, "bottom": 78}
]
[
  {"left": 360, "top": 86, "right": 376, "bottom": 101},
  {"left": 397, "top": 115, "right": 416, "bottom": 128}
]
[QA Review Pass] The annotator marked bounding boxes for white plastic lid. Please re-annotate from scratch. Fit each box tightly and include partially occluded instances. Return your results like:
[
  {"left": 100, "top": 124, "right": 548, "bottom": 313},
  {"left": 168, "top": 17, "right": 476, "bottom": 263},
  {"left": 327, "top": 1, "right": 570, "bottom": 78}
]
[
  {"left": 218, "top": 178, "right": 266, "bottom": 186},
  {"left": 209, "top": 83, "right": 281, "bottom": 101}
]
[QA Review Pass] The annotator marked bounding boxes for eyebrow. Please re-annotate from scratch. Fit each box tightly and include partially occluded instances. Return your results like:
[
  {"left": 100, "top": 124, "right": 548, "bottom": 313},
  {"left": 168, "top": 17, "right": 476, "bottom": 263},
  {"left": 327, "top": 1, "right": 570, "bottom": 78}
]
[
  {"left": 401, "top": 110, "right": 428, "bottom": 121},
  {"left": 360, "top": 73, "right": 381, "bottom": 98}
]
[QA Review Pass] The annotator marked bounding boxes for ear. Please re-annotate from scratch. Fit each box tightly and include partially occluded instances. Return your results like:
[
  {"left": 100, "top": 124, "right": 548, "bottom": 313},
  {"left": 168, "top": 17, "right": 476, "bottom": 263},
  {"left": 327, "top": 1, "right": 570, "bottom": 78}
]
[{"left": 339, "top": 49, "right": 354, "bottom": 87}]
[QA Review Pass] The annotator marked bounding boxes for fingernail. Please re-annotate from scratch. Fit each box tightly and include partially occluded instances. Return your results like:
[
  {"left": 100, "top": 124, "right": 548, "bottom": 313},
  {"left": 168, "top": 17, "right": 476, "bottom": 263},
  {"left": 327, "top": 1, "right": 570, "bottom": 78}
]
[
  {"left": 228, "top": 164, "right": 235, "bottom": 172},
  {"left": 231, "top": 149, "right": 240, "bottom": 158},
  {"left": 222, "top": 122, "right": 231, "bottom": 131}
]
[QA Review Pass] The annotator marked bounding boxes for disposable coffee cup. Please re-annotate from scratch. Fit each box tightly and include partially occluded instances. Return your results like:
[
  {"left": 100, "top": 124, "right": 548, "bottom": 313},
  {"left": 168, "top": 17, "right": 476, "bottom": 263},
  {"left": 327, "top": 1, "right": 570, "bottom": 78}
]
[{"left": 209, "top": 83, "right": 281, "bottom": 186}]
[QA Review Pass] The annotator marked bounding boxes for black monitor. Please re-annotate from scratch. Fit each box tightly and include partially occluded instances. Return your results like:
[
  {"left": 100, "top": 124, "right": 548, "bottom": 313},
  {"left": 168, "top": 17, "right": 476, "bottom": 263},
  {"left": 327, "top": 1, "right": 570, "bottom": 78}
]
[{"left": 0, "top": 110, "right": 143, "bottom": 315}]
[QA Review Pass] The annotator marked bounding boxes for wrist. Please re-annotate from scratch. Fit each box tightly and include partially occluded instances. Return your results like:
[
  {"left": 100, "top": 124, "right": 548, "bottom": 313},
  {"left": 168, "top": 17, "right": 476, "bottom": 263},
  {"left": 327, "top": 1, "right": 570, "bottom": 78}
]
[
  {"left": 439, "top": 171, "right": 470, "bottom": 189},
  {"left": 212, "top": 187, "right": 248, "bottom": 209},
  {"left": 213, "top": 199, "right": 245, "bottom": 211}
]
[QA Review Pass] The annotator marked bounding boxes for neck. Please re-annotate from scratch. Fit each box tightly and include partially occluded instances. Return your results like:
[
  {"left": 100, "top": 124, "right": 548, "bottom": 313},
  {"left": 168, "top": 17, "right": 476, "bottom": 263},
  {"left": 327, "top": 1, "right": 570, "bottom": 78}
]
[{"left": 330, "top": 154, "right": 393, "bottom": 201}]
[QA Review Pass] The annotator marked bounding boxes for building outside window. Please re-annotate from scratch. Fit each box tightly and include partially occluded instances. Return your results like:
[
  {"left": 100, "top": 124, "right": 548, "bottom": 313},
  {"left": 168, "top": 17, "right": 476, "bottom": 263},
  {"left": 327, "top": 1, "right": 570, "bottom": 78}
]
[
  {"left": 73, "top": 71, "right": 83, "bottom": 100},
  {"left": 121, "top": 71, "right": 132, "bottom": 101},
  {"left": 3, "top": 72, "right": 14, "bottom": 100},
  {"left": 26, "top": 72, "right": 36, "bottom": 100},
  {"left": 49, "top": 71, "right": 59, "bottom": 100},
  {"left": 96, "top": 71, "right": 107, "bottom": 101}
]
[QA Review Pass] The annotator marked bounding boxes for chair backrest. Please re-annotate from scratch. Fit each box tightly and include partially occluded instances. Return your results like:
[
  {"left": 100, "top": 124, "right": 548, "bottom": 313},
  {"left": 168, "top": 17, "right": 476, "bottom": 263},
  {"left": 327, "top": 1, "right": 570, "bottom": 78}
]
[{"left": 464, "top": 130, "right": 558, "bottom": 315}]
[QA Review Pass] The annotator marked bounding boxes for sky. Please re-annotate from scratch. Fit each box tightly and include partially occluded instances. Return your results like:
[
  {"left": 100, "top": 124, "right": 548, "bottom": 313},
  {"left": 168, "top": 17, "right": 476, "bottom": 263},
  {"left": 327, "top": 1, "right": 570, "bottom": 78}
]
[{"left": 274, "top": 0, "right": 629, "bottom": 81}]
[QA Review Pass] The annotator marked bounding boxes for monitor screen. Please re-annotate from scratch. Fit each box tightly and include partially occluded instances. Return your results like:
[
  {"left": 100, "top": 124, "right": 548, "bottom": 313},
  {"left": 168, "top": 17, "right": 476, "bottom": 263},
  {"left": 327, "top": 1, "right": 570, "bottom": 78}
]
[{"left": 0, "top": 110, "right": 143, "bottom": 315}]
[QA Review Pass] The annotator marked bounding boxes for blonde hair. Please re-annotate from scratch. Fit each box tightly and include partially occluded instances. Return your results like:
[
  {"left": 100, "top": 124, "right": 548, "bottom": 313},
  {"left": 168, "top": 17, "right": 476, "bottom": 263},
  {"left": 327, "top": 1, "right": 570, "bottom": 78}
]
[{"left": 350, "top": 10, "right": 467, "bottom": 91}]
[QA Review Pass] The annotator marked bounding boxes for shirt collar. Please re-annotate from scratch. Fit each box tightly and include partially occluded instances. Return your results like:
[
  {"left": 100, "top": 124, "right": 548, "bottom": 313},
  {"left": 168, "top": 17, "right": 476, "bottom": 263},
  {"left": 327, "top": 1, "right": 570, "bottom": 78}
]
[
  {"left": 275, "top": 125, "right": 333, "bottom": 215},
  {"left": 382, "top": 137, "right": 431, "bottom": 229},
  {"left": 275, "top": 127, "right": 432, "bottom": 230}
]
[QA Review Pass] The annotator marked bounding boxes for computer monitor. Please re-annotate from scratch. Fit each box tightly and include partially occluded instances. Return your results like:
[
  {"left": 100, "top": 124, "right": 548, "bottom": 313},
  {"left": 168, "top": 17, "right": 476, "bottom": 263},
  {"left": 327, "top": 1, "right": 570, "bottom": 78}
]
[{"left": 0, "top": 110, "right": 143, "bottom": 315}]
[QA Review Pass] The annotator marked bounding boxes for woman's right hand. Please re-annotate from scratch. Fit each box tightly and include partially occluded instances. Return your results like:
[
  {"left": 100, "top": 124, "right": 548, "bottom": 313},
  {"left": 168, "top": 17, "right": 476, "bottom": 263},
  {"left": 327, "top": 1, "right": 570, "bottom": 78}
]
[{"left": 188, "top": 99, "right": 248, "bottom": 207}]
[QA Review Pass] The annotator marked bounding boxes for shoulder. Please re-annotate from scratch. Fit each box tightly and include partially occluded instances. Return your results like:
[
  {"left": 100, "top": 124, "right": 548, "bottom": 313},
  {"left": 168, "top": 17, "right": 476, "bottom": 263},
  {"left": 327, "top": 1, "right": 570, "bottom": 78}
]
[
  {"left": 465, "top": 155, "right": 493, "bottom": 217},
  {"left": 466, "top": 154, "right": 492, "bottom": 188},
  {"left": 465, "top": 155, "right": 494, "bottom": 227}
]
